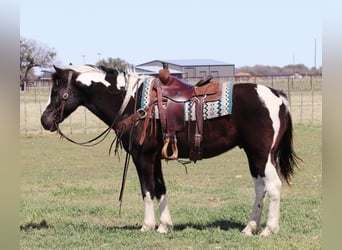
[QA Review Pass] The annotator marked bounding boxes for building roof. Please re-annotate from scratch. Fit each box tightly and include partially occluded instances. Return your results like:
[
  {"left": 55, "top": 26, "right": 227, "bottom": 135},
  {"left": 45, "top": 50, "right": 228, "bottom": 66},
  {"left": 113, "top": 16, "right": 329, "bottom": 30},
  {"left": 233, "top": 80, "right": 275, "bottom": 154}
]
[
  {"left": 137, "top": 59, "right": 233, "bottom": 67},
  {"left": 135, "top": 65, "right": 183, "bottom": 75}
]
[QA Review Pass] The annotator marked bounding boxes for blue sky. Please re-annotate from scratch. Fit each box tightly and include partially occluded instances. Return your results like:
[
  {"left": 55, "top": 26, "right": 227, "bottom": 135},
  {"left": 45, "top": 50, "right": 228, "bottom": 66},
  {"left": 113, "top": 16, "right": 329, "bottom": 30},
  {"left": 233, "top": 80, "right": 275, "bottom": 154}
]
[{"left": 20, "top": 0, "right": 322, "bottom": 68}]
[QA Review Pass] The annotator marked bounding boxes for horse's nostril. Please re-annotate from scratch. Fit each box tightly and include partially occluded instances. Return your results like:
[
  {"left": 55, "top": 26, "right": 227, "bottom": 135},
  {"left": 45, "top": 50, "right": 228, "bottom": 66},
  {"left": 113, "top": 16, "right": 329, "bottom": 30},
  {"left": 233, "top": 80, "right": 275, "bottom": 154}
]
[{"left": 41, "top": 112, "right": 57, "bottom": 131}]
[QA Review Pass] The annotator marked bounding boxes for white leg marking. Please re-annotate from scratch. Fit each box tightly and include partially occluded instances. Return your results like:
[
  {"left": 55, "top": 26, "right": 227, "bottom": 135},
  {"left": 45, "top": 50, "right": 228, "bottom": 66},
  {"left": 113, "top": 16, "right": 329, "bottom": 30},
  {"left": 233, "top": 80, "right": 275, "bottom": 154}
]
[
  {"left": 157, "top": 195, "right": 173, "bottom": 233},
  {"left": 242, "top": 177, "right": 266, "bottom": 235},
  {"left": 141, "top": 192, "right": 155, "bottom": 231},
  {"left": 260, "top": 156, "right": 282, "bottom": 237}
]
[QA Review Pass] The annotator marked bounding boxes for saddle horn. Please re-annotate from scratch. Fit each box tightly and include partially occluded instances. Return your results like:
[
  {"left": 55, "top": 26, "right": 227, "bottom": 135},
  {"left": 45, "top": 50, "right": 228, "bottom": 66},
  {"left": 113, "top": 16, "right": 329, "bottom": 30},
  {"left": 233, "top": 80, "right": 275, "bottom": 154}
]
[
  {"left": 159, "top": 62, "right": 170, "bottom": 85},
  {"left": 162, "top": 62, "right": 168, "bottom": 69}
]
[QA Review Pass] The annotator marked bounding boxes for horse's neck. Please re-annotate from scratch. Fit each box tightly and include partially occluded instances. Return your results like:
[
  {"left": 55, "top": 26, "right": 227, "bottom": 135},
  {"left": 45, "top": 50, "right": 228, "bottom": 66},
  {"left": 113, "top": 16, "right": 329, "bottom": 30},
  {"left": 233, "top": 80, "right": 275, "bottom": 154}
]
[
  {"left": 83, "top": 75, "right": 146, "bottom": 127},
  {"left": 84, "top": 90, "right": 127, "bottom": 127}
]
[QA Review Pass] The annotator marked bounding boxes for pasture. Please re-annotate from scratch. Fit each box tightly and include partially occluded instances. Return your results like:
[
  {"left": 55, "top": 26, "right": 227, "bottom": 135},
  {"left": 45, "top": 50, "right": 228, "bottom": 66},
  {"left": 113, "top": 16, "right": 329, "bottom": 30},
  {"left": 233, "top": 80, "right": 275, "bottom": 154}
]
[
  {"left": 20, "top": 79, "right": 321, "bottom": 249},
  {"left": 20, "top": 126, "right": 321, "bottom": 249}
]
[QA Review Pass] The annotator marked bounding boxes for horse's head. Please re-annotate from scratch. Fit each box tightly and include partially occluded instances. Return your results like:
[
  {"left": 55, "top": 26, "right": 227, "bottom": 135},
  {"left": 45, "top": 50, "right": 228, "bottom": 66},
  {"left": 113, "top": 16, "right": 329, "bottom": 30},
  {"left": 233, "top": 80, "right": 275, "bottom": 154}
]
[{"left": 41, "top": 65, "right": 126, "bottom": 131}]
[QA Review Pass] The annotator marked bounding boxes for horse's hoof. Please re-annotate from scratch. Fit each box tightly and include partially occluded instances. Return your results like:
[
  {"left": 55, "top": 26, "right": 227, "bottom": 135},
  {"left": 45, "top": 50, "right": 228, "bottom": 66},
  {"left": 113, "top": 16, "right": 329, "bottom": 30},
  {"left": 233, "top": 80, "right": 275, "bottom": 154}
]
[
  {"left": 241, "top": 229, "right": 253, "bottom": 236},
  {"left": 157, "top": 224, "right": 172, "bottom": 234},
  {"left": 157, "top": 223, "right": 172, "bottom": 234},
  {"left": 140, "top": 224, "right": 155, "bottom": 232},
  {"left": 260, "top": 226, "right": 279, "bottom": 237},
  {"left": 241, "top": 222, "right": 257, "bottom": 236}
]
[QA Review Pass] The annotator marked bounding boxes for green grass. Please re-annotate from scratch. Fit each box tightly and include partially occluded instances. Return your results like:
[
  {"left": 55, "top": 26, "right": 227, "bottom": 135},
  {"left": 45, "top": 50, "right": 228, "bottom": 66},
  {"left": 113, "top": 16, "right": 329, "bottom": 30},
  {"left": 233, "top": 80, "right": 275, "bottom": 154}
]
[{"left": 20, "top": 125, "right": 321, "bottom": 249}]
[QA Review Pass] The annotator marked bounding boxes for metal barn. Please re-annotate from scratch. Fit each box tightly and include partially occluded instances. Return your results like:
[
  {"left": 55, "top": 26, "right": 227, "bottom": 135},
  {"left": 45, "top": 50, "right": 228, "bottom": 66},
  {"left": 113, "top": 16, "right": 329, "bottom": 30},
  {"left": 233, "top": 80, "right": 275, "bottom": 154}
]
[{"left": 136, "top": 59, "right": 235, "bottom": 82}]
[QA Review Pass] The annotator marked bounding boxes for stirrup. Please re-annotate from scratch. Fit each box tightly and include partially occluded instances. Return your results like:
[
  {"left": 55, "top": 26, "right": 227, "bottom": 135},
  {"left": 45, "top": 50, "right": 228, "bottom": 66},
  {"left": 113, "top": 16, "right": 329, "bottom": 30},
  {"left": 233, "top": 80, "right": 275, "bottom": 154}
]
[{"left": 161, "top": 136, "right": 178, "bottom": 160}]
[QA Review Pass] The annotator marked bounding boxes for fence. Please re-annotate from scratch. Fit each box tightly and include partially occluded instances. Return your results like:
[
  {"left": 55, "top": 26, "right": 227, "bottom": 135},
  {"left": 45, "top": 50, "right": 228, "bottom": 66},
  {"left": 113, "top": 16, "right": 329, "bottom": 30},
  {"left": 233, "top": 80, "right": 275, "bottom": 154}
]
[{"left": 20, "top": 75, "right": 322, "bottom": 136}]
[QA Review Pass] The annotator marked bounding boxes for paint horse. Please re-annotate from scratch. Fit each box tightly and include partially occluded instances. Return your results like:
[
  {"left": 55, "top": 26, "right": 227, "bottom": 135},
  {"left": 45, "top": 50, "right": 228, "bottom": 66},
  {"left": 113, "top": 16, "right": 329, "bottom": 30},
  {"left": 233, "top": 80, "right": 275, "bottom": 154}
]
[{"left": 41, "top": 65, "right": 300, "bottom": 236}]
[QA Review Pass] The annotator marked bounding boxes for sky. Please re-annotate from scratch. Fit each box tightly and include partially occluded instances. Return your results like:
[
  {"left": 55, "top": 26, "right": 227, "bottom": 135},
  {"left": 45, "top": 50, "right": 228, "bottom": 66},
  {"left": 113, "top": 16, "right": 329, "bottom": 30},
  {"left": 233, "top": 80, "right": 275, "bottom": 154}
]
[{"left": 20, "top": 0, "right": 322, "bottom": 68}]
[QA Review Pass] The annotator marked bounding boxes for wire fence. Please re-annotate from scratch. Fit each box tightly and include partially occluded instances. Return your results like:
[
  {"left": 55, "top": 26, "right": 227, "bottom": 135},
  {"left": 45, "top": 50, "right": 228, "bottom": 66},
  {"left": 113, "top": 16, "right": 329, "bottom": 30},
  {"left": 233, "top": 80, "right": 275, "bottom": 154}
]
[{"left": 20, "top": 75, "right": 322, "bottom": 136}]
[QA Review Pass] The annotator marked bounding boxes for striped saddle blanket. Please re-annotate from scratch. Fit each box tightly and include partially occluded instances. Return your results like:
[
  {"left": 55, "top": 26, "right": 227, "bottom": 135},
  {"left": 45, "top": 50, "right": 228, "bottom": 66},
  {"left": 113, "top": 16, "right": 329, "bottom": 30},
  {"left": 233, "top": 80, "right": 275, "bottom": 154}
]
[{"left": 140, "top": 78, "right": 233, "bottom": 121}]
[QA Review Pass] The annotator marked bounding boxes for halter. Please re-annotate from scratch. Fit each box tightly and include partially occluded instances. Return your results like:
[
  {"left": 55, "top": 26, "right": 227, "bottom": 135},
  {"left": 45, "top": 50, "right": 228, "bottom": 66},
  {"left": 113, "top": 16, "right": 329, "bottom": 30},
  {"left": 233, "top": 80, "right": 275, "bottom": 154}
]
[
  {"left": 58, "top": 70, "right": 73, "bottom": 123},
  {"left": 55, "top": 70, "right": 125, "bottom": 147}
]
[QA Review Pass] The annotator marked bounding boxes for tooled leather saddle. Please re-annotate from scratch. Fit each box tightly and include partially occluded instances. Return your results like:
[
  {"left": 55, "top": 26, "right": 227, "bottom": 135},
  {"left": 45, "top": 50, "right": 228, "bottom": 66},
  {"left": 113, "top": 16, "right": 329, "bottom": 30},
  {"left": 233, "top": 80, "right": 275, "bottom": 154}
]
[{"left": 139, "top": 68, "right": 223, "bottom": 162}]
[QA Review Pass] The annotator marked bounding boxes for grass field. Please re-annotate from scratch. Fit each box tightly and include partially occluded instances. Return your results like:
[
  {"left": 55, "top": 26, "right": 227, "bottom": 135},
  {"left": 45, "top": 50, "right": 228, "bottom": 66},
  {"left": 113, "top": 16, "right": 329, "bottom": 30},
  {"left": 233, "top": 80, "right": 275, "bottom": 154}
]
[{"left": 20, "top": 125, "right": 321, "bottom": 249}]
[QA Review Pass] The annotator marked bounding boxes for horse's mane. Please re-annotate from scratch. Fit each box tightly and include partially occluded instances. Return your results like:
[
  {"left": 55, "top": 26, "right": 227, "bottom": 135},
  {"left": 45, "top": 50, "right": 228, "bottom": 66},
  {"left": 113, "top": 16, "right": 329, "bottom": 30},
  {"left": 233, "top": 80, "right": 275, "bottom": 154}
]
[
  {"left": 63, "top": 64, "right": 103, "bottom": 74},
  {"left": 53, "top": 64, "right": 153, "bottom": 91}
]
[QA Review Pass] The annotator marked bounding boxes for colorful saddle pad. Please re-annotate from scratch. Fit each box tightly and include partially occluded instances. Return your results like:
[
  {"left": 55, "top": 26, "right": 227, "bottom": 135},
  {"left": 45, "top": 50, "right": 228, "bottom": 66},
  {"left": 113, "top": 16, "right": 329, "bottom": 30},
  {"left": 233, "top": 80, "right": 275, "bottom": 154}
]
[{"left": 140, "top": 78, "right": 233, "bottom": 121}]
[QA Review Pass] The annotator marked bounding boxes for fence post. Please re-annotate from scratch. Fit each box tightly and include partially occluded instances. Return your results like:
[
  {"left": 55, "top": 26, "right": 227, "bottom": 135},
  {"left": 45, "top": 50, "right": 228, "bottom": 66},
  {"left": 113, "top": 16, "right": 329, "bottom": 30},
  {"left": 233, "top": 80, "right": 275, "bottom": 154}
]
[
  {"left": 311, "top": 75, "right": 314, "bottom": 125},
  {"left": 299, "top": 78, "right": 303, "bottom": 124},
  {"left": 287, "top": 77, "right": 291, "bottom": 109},
  {"left": 38, "top": 81, "right": 43, "bottom": 134},
  {"left": 84, "top": 108, "right": 87, "bottom": 134},
  {"left": 24, "top": 81, "right": 28, "bottom": 136}
]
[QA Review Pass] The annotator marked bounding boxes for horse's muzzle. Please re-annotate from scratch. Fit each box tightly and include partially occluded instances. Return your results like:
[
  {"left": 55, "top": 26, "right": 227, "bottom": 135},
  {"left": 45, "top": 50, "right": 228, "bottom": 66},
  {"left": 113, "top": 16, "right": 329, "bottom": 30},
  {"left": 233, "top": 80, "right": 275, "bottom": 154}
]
[{"left": 41, "top": 111, "right": 58, "bottom": 132}]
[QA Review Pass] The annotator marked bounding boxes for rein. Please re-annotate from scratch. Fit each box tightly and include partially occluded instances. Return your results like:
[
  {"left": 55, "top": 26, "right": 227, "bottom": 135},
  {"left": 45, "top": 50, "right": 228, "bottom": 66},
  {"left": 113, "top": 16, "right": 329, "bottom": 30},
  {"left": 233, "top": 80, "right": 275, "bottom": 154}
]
[
  {"left": 55, "top": 69, "right": 144, "bottom": 214},
  {"left": 118, "top": 78, "right": 141, "bottom": 215}
]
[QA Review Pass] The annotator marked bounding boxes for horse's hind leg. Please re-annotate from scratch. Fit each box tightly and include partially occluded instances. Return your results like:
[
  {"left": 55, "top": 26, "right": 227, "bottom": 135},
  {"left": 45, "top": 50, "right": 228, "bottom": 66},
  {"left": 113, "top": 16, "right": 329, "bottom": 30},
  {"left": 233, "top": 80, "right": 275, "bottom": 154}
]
[
  {"left": 260, "top": 155, "right": 282, "bottom": 236},
  {"left": 242, "top": 176, "right": 266, "bottom": 235},
  {"left": 242, "top": 147, "right": 282, "bottom": 236}
]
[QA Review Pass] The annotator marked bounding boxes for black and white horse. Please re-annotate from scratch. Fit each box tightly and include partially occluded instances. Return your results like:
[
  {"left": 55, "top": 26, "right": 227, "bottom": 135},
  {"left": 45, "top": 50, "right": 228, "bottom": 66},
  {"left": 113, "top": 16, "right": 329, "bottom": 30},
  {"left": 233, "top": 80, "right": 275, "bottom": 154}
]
[{"left": 41, "top": 65, "right": 300, "bottom": 236}]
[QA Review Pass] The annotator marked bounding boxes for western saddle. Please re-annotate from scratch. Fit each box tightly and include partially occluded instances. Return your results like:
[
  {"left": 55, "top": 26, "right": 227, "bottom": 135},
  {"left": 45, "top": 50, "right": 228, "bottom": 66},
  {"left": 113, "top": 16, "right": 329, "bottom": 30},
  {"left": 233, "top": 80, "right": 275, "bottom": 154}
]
[{"left": 138, "top": 67, "right": 223, "bottom": 162}]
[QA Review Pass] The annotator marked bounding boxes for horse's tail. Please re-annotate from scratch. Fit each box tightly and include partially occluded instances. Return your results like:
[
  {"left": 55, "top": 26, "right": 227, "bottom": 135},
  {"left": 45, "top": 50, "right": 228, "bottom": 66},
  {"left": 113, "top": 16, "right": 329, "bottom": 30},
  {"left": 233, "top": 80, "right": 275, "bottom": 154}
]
[{"left": 277, "top": 92, "right": 302, "bottom": 184}]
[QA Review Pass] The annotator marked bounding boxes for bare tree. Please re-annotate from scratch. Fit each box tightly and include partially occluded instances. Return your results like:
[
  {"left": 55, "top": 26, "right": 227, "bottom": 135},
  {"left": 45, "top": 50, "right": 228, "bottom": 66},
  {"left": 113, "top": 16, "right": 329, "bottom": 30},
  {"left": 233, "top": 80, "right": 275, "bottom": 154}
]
[{"left": 20, "top": 37, "right": 57, "bottom": 89}]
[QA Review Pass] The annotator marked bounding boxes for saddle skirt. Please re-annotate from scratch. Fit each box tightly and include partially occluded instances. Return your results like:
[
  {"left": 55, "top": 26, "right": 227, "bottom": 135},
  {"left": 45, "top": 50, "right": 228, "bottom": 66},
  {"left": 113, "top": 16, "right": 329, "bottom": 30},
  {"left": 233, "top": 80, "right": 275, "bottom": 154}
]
[{"left": 140, "top": 78, "right": 233, "bottom": 121}]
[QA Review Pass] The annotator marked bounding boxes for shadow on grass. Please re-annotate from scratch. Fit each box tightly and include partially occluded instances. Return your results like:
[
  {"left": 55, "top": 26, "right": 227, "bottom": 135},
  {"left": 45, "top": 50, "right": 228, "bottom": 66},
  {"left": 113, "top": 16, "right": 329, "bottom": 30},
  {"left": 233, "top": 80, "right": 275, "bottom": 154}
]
[
  {"left": 20, "top": 219, "right": 244, "bottom": 232},
  {"left": 173, "top": 219, "right": 245, "bottom": 231},
  {"left": 104, "top": 220, "right": 244, "bottom": 232},
  {"left": 20, "top": 220, "right": 51, "bottom": 231}
]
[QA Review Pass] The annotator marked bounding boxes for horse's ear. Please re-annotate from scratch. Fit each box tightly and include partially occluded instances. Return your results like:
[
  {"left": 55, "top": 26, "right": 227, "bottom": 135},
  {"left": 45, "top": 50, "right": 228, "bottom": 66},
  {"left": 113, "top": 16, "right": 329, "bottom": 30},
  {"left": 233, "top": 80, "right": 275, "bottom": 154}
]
[{"left": 53, "top": 65, "right": 64, "bottom": 75}]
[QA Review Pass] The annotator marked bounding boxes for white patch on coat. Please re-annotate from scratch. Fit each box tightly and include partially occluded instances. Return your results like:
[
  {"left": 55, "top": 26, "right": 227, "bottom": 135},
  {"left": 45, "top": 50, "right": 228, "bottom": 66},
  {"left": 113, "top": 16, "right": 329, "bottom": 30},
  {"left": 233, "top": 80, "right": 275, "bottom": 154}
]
[
  {"left": 141, "top": 191, "right": 155, "bottom": 231},
  {"left": 116, "top": 72, "right": 126, "bottom": 89},
  {"left": 76, "top": 71, "right": 112, "bottom": 87},
  {"left": 256, "top": 85, "right": 282, "bottom": 147},
  {"left": 261, "top": 155, "right": 281, "bottom": 236},
  {"left": 157, "top": 195, "right": 173, "bottom": 233},
  {"left": 254, "top": 85, "right": 284, "bottom": 236},
  {"left": 280, "top": 93, "right": 290, "bottom": 112},
  {"left": 61, "top": 65, "right": 114, "bottom": 88}
]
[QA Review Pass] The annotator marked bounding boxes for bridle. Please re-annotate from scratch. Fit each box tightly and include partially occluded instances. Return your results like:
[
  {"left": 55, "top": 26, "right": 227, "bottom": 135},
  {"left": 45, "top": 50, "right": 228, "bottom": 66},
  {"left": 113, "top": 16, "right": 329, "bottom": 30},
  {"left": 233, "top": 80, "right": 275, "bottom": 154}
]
[
  {"left": 55, "top": 70, "right": 120, "bottom": 147},
  {"left": 58, "top": 70, "right": 73, "bottom": 123}
]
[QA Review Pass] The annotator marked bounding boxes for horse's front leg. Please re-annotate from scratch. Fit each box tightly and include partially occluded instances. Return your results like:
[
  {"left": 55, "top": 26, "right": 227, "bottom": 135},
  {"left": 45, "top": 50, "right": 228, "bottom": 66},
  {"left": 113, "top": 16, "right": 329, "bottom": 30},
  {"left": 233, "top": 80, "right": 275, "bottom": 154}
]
[
  {"left": 131, "top": 151, "right": 156, "bottom": 231},
  {"left": 137, "top": 156, "right": 173, "bottom": 233},
  {"left": 154, "top": 159, "right": 173, "bottom": 233},
  {"left": 157, "top": 194, "right": 173, "bottom": 233},
  {"left": 141, "top": 190, "right": 156, "bottom": 231}
]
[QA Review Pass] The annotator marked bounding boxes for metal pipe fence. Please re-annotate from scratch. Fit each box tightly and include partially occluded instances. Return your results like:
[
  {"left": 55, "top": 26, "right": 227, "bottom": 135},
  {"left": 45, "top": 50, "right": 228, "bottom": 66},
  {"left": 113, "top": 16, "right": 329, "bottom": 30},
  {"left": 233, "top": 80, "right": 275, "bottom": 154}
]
[{"left": 20, "top": 75, "right": 322, "bottom": 136}]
